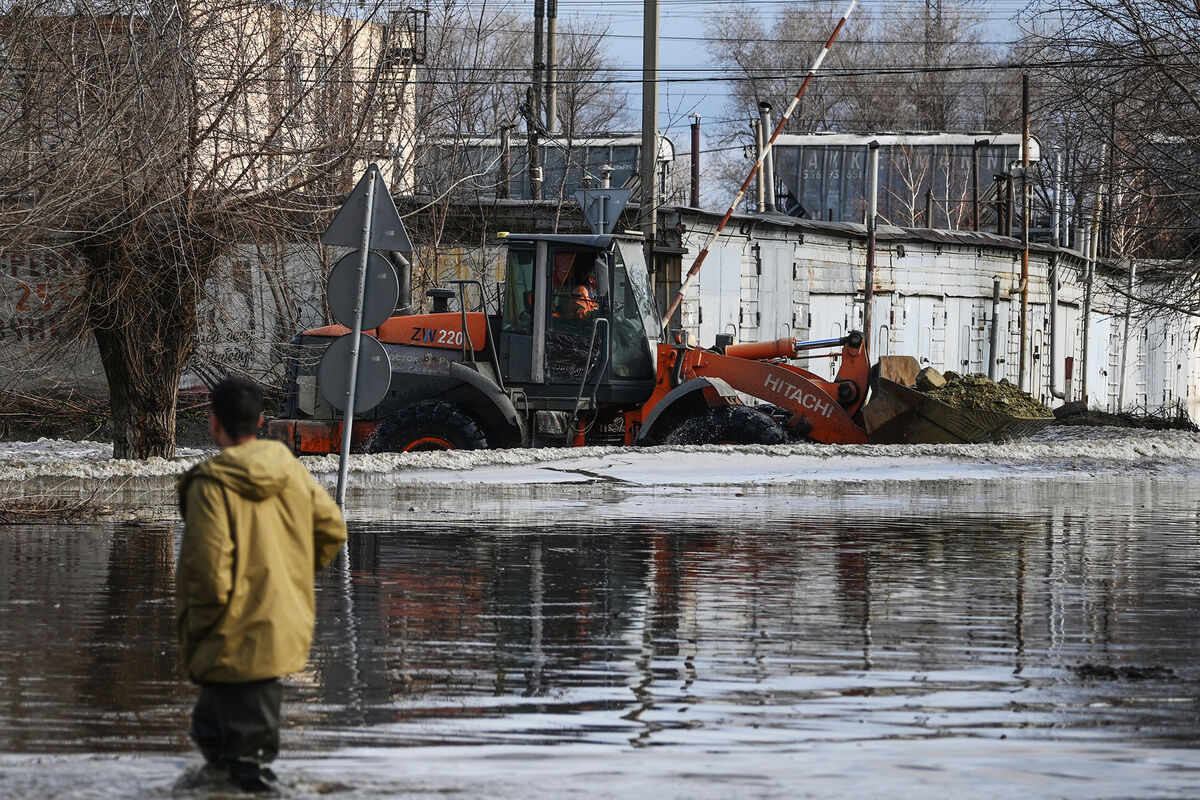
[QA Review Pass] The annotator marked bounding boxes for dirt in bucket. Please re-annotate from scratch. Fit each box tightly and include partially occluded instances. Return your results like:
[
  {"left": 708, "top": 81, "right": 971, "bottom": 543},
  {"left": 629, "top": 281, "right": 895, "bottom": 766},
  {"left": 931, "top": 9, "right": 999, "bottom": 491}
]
[{"left": 920, "top": 370, "right": 1054, "bottom": 418}]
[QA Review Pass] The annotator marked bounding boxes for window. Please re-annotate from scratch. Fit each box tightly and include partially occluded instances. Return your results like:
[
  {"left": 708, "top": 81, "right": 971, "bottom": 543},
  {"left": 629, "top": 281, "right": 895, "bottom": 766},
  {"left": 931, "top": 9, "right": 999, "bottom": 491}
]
[
  {"left": 546, "top": 248, "right": 607, "bottom": 384},
  {"left": 609, "top": 249, "right": 654, "bottom": 380},
  {"left": 502, "top": 248, "right": 535, "bottom": 333}
]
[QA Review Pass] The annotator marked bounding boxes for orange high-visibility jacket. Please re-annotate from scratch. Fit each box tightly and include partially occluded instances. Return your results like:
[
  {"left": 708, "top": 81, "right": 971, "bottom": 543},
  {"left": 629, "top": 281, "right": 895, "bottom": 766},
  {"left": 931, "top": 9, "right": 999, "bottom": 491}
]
[{"left": 570, "top": 284, "right": 599, "bottom": 318}]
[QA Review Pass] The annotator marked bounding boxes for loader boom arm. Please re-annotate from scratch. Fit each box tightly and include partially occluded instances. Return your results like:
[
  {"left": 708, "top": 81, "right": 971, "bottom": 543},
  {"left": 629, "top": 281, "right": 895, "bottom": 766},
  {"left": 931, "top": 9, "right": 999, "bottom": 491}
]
[{"left": 639, "top": 333, "right": 871, "bottom": 444}]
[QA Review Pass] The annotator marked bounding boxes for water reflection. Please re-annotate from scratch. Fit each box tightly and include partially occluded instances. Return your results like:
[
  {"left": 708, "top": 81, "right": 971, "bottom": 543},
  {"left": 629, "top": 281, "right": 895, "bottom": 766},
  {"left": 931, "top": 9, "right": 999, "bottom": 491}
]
[
  {"left": 0, "top": 524, "right": 188, "bottom": 753},
  {"left": 0, "top": 477, "right": 1197, "bottom": 757}
]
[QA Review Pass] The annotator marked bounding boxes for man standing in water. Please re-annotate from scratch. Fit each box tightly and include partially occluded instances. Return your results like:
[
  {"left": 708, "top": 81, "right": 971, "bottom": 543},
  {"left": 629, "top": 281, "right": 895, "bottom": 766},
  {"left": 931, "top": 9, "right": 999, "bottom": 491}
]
[{"left": 176, "top": 376, "right": 346, "bottom": 792}]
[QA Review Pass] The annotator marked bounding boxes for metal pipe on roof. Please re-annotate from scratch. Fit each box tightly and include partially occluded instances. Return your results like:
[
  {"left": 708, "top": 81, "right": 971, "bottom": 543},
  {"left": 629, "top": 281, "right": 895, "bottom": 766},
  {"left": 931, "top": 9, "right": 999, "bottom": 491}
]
[
  {"left": 864, "top": 141, "right": 880, "bottom": 356},
  {"left": 988, "top": 276, "right": 1001, "bottom": 381},
  {"left": 499, "top": 123, "right": 511, "bottom": 199},
  {"left": 1049, "top": 254, "right": 1065, "bottom": 400},
  {"left": 533, "top": 0, "right": 544, "bottom": 115},
  {"left": 972, "top": 139, "right": 988, "bottom": 233},
  {"left": 752, "top": 119, "right": 764, "bottom": 211},
  {"left": 530, "top": 0, "right": 545, "bottom": 201},
  {"left": 758, "top": 102, "right": 776, "bottom": 212},
  {"left": 1118, "top": 260, "right": 1136, "bottom": 410}
]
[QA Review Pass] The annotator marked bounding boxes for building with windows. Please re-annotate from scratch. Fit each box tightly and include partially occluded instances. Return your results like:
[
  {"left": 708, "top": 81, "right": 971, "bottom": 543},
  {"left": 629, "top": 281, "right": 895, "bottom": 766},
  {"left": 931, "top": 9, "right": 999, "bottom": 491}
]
[
  {"left": 415, "top": 133, "right": 675, "bottom": 202},
  {"left": 770, "top": 133, "right": 1039, "bottom": 230}
]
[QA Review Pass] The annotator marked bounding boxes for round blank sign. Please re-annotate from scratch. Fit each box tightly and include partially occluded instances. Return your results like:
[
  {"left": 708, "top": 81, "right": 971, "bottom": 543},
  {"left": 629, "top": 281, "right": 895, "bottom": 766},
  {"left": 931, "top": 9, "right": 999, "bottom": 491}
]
[
  {"left": 318, "top": 333, "right": 392, "bottom": 413},
  {"left": 326, "top": 252, "right": 400, "bottom": 330}
]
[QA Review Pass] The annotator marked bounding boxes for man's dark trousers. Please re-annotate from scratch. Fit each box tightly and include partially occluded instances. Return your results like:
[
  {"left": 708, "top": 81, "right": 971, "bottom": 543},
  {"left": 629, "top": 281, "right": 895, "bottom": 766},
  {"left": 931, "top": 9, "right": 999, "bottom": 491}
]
[{"left": 191, "top": 678, "right": 282, "bottom": 773}]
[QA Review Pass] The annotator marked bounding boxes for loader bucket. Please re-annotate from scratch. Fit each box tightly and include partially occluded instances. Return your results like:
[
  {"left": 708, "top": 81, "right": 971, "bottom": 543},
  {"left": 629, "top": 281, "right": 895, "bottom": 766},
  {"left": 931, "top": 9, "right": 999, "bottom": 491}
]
[
  {"left": 863, "top": 377, "right": 1052, "bottom": 444},
  {"left": 863, "top": 355, "right": 1054, "bottom": 444}
]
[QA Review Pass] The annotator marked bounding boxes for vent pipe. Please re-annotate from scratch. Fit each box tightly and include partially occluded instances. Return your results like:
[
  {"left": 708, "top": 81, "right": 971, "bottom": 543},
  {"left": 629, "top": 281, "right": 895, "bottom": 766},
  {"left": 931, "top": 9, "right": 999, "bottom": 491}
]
[{"left": 758, "top": 102, "right": 776, "bottom": 212}]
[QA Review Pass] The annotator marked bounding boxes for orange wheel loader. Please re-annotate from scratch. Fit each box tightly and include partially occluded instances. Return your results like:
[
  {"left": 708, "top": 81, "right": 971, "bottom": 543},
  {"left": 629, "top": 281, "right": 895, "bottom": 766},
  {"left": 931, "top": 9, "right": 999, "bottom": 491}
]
[{"left": 268, "top": 232, "right": 880, "bottom": 454}]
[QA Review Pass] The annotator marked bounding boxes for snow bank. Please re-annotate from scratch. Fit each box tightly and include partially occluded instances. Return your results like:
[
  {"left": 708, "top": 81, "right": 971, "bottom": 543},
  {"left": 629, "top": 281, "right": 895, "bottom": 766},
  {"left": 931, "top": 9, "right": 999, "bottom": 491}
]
[{"left": 1, "top": 427, "right": 1199, "bottom": 486}]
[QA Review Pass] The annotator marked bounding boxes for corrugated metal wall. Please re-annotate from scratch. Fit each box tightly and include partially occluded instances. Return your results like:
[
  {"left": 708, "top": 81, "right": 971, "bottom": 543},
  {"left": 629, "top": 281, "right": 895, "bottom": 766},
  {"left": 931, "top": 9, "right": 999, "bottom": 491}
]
[{"left": 669, "top": 209, "right": 1198, "bottom": 421}]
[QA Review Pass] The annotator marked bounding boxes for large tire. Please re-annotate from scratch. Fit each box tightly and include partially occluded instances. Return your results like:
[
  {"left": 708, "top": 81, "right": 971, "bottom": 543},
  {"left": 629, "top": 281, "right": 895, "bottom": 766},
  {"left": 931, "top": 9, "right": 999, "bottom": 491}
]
[
  {"left": 663, "top": 405, "right": 787, "bottom": 446},
  {"left": 367, "top": 401, "right": 489, "bottom": 452}
]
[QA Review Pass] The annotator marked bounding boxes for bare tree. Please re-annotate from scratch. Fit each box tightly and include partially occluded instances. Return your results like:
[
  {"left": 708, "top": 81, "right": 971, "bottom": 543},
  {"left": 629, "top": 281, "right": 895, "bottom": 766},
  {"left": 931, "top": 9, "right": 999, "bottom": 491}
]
[
  {"left": 549, "top": 16, "right": 631, "bottom": 137},
  {"left": 0, "top": 0, "right": 414, "bottom": 457},
  {"left": 1023, "top": 0, "right": 1200, "bottom": 315},
  {"left": 886, "top": 145, "right": 937, "bottom": 226},
  {"left": 705, "top": 2, "right": 862, "bottom": 133},
  {"left": 703, "top": 1, "right": 1019, "bottom": 211},
  {"left": 707, "top": 1, "right": 1014, "bottom": 132}
]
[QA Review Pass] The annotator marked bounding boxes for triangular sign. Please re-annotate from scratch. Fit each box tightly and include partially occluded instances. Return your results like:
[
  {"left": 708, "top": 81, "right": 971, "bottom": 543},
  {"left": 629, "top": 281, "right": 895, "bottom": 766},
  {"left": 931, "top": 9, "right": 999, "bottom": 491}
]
[
  {"left": 321, "top": 163, "right": 412, "bottom": 253},
  {"left": 574, "top": 188, "right": 632, "bottom": 235}
]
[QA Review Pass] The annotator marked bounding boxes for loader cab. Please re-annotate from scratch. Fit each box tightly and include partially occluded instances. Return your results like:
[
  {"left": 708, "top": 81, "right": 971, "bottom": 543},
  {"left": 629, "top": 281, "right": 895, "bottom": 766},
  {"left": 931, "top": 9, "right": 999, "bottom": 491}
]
[{"left": 499, "top": 234, "right": 659, "bottom": 406}]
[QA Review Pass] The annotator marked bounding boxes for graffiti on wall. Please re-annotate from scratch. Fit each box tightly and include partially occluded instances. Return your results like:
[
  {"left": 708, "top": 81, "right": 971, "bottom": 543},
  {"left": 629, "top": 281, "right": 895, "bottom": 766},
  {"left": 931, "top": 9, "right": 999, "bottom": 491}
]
[{"left": 1, "top": 252, "right": 79, "bottom": 342}]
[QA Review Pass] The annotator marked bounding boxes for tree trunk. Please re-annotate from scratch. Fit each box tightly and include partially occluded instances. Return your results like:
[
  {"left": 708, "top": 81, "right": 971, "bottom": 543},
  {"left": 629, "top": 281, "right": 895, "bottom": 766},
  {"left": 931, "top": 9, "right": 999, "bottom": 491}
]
[
  {"left": 94, "top": 326, "right": 189, "bottom": 459},
  {"left": 83, "top": 245, "right": 205, "bottom": 460}
]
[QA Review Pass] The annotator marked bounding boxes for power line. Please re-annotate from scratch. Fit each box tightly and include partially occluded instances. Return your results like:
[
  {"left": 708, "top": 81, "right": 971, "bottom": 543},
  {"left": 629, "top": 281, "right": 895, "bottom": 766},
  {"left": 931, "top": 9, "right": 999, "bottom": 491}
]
[{"left": 411, "top": 53, "right": 1200, "bottom": 86}]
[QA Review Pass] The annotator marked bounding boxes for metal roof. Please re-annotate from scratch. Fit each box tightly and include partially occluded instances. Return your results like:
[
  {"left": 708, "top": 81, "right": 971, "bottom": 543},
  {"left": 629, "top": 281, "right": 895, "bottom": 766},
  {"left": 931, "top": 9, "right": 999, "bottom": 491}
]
[
  {"left": 667, "top": 206, "right": 1078, "bottom": 258},
  {"left": 773, "top": 132, "right": 1041, "bottom": 161},
  {"left": 500, "top": 233, "right": 615, "bottom": 248}
]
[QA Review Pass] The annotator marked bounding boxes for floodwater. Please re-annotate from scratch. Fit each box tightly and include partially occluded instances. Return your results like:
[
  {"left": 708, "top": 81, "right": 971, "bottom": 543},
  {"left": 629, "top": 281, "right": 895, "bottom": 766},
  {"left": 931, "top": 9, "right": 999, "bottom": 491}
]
[{"left": 1, "top": 438, "right": 1200, "bottom": 798}]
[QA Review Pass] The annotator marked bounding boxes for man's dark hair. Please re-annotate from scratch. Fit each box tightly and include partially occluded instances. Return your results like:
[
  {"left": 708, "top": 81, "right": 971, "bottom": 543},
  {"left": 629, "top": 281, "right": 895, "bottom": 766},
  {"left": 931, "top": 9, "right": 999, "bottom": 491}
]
[{"left": 211, "top": 377, "right": 263, "bottom": 440}]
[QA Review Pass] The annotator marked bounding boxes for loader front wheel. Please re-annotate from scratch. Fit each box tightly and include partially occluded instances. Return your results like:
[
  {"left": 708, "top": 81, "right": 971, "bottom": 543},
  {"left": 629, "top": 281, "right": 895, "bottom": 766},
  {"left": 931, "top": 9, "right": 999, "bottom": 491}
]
[
  {"left": 367, "top": 401, "right": 489, "bottom": 452},
  {"left": 663, "top": 405, "right": 787, "bottom": 446}
]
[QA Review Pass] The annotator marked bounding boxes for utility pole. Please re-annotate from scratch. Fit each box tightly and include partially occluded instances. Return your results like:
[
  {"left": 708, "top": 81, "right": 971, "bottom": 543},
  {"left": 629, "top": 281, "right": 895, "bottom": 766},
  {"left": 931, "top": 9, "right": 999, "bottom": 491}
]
[
  {"left": 1018, "top": 71, "right": 1031, "bottom": 392},
  {"left": 530, "top": 0, "right": 545, "bottom": 201},
  {"left": 689, "top": 114, "right": 701, "bottom": 207},
  {"left": 1051, "top": 150, "right": 1061, "bottom": 247},
  {"left": 639, "top": 0, "right": 659, "bottom": 247},
  {"left": 1103, "top": 100, "right": 1117, "bottom": 258},
  {"left": 546, "top": 0, "right": 558, "bottom": 133},
  {"left": 924, "top": 0, "right": 931, "bottom": 70}
]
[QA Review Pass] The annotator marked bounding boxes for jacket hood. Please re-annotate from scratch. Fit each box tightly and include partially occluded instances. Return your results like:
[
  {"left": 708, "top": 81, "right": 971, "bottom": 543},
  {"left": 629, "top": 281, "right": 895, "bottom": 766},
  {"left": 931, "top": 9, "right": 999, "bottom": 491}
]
[{"left": 188, "top": 439, "right": 293, "bottom": 501}]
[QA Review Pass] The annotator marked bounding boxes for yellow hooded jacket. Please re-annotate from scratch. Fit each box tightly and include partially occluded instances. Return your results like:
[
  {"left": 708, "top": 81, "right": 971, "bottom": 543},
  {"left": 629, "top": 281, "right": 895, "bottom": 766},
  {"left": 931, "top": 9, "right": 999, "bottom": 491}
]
[{"left": 176, "top": 439, "right": 347, "bottom": 683}]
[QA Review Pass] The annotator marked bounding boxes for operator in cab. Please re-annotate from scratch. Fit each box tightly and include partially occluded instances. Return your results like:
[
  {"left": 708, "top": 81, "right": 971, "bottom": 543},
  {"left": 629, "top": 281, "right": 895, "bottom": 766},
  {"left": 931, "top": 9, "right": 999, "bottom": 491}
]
[
  {"left": 569, "top": 270, "right": 599, "bottom": 320},
  {"left": 551, "top": 253, "right": 599, "bottom": 321}
]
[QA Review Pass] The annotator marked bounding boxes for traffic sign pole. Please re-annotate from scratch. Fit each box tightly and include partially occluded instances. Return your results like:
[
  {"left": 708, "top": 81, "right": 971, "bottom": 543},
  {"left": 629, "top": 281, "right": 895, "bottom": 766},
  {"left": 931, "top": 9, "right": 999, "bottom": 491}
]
[{"left": 335, "top": 169, "right": 377, "bottom": 507}]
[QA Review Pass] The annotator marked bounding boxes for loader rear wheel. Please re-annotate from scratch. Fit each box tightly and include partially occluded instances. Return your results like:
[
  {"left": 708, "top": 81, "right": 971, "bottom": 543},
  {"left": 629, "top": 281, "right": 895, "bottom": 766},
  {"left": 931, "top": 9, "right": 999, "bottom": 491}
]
[
  {"left": 663, "top": 405, "right": 788, "bottom": 446},
  {"left": 367, "top": 401, "right": 489, "bottom": 453}
]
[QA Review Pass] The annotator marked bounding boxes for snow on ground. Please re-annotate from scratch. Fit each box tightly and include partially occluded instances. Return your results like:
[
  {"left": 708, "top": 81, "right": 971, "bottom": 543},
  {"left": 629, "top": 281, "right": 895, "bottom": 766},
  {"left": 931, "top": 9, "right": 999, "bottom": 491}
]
[{"left": 1, "top": 427, "right": 1199, "bottom": 486}]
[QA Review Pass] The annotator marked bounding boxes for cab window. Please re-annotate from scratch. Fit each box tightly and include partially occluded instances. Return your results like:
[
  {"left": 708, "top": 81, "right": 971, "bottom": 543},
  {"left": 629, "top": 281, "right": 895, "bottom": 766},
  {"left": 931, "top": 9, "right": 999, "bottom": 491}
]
[
  {"left": 609, "top": 250, "right": 654, "bottom": 379},
  {"left": 502, "top": 248, "right": 535, "bottom": 333},
  {"left": 546, "top": 248, "right": 606, "bottom": 384},
  {"left": 548, "top": 250, "right": 603, "bottom": 327}
]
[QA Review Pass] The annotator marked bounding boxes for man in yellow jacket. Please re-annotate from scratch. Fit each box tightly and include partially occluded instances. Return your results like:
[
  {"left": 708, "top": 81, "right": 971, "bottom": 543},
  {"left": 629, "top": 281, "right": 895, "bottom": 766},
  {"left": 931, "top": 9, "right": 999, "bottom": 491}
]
[{"left": 177, "top": 377, "right": 346, "bottom": 792}]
